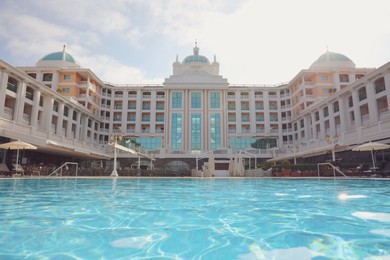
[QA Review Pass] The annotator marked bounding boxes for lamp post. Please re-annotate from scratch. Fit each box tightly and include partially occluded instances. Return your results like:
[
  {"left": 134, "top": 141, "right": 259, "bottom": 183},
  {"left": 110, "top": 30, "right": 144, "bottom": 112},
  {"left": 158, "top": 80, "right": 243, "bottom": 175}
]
[
  {"left": 289, "top": 146, "right": 299, "bottom": 164},
  {"left": 326, "top": 134, "right": 338, "bottom": 162},
  {"left": 110, "top": 134, "right": 122, "bottom": 177}
]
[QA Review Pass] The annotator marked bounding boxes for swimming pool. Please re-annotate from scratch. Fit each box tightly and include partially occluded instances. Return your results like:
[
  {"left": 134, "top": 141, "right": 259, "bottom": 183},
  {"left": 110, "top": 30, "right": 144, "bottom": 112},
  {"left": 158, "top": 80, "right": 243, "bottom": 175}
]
[{"left": 0, "top": 178, "right": 389, "bottom": 259}]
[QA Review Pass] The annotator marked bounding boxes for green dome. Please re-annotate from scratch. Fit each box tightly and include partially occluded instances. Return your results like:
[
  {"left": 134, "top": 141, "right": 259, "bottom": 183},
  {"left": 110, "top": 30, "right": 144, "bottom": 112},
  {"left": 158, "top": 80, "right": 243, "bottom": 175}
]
[
  {"left": 183, "top": 55, "right": 209, "bottom": 63},
  {"left": 40, "top": 52, "right": 77, "bottom": 64},
  {"left": 310, "top": 51, "right": 355, "bottom": 68},
  {"left": 183, "top": 44, "right": 209, "bottom": 64}
]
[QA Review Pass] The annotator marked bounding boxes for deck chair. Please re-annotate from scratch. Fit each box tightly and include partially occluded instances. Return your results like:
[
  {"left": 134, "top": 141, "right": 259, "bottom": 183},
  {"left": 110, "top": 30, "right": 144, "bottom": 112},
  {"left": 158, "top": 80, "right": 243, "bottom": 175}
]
[{"left": 0, "top": 163, "right": 12, "bottom": 177}]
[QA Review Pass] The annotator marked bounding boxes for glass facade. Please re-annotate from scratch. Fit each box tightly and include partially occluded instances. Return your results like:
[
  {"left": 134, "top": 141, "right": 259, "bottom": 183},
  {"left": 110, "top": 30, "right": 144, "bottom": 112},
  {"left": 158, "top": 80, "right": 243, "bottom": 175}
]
[
  {"left": 191, "top": 113, "right": 202, "bottom": 153},
  {"left": 172, "top": 92, "right": 182, "bottom": 109},
  {"left": 191, "top": 92, "right": 201, "bottom": 109},
  {"left": 129, "top": 138, "right": 162, "bottom": 151},
  {"left": 171, "top": 113, "right": 182, "bottom": 150},
  {"left": 210, "top": 92, "right": 220, "bottom": 109},
  {"left": 210, "top": 113, "right": 221, "bottom": 150},
  {"left": 229, "top": 138, "right": 277, "bottom": 151}
]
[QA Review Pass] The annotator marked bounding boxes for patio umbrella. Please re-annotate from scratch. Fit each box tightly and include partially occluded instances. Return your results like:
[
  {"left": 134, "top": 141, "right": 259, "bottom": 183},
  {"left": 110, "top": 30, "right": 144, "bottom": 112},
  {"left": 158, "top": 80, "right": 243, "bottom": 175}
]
[
  {"left": 0, "top": 140, "right": 37, "bottom": 169},
  {"left": 352, "top": 141, "right": 390, "bottom": 169}
]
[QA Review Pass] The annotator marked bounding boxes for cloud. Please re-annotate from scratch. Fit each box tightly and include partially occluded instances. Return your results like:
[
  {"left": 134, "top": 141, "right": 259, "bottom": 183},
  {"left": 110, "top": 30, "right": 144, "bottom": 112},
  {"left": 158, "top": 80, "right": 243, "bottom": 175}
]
[
  {"left": 78, "top": 54, "right": 164, "bottom": 84},
  {"left": 0, "top": 0, "right": 389, "bottom": 84}
]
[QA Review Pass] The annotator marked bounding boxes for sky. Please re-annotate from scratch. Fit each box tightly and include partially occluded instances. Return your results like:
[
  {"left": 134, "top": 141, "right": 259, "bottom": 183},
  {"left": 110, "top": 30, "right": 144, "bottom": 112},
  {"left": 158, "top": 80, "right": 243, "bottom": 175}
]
[{"left": 0, "top": 0, "right": 389, "bottom": 85}]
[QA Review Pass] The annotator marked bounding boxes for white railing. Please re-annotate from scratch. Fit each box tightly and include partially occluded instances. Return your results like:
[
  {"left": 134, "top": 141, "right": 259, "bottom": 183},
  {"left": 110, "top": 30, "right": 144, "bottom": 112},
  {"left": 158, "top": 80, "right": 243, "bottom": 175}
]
[
  {"left": 48, "top": 162, "right": 78, "bottom": 177},
  {"left": 317, "top": 163, "right": 348, "bottom": 179}
]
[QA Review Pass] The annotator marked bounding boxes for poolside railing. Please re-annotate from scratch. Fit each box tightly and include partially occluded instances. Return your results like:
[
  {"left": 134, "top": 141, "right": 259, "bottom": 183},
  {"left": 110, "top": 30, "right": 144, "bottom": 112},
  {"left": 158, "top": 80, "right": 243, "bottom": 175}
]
[
  {"left": 48, "top": 162, "right": 78, "bottom": 177},
  {"left": 317, "top": 163, "right": 348, "bottom": 179}
]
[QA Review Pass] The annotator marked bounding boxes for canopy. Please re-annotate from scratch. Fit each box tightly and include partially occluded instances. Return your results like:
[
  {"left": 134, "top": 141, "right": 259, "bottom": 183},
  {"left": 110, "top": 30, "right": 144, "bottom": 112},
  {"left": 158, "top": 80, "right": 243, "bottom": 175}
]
[
  {"left": 0, "top": 140, "right": 37, "bottom": 168},
  {"left": 352, "top": 141, "right": 390, "bottom": 169}
]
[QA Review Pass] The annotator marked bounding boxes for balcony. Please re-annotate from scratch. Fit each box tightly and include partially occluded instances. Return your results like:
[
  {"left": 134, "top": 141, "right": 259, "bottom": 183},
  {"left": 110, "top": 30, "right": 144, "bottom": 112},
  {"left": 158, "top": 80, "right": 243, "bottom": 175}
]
[
  {"left": 127, "top": 117, "right": 136, "bottom": 122},
  {"left": 156, "top": 116, "right": 165, "bottom": 122},
  {"left": 227, "top": 95, "right": 235, "bottom": 99},
  {"left": 157, "top": 95, "right": 165, "bottom": 99},
  {"left": 143, "top": 94, "right": 151, "bottom": 99},
  {"left": 228, "top": 106, "right": 236, "bottom": 110},
  {"left": 256, "top": 117, "right": 264, "bottom": 122},
  {"left": 128, "top": 105, "right": 137, "bottom": 109},
  {"left": 114, "top": 105, "right": 123, "bottom": 109},
  {"left": 228, "top": 129, "right": 236, "bottom": 134}
]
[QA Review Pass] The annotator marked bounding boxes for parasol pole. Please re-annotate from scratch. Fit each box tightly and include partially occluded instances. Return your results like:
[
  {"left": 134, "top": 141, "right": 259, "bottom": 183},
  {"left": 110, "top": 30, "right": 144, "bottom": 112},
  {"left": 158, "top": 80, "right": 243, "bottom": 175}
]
[
  {"left": 16, "top": 149, "right": 19, "bottom": 169},
  {"left": 371, "top": 149, "right": 376, "bottom": 169}
]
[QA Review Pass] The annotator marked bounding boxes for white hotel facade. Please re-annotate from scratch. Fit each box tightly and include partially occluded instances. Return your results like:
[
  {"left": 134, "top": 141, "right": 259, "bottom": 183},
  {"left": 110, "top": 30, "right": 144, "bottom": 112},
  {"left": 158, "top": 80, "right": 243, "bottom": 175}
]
[{"left": 0, "top": 45, "right": 389, "bottom": 171}]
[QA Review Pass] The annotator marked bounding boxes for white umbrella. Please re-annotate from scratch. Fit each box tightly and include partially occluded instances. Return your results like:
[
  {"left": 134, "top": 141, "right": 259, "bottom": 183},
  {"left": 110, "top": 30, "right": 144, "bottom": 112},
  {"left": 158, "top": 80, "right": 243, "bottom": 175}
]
[
  {"left": 352, "top": 141, "right": 390, "bottom": 169},
  {"left": 0, "top": 140, "right": 37, "bottom": 169}
]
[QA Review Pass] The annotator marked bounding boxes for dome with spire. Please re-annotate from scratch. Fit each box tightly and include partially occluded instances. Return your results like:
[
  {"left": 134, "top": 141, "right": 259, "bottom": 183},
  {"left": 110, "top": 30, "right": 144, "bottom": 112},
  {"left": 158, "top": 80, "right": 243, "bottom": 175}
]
[
  {"left": 183, "top": 43, "right": 210, "bottom": 64},
  {"left": 310, "top": 51, "right": 355, "bottom": 68},
  {"left": 36, "top": 45, "right": 80, "bottom": 67}
]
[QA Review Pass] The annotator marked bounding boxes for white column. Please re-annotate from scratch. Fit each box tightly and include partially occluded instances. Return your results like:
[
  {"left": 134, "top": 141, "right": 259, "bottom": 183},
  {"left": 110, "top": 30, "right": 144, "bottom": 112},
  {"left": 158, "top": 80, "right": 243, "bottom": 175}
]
[
  {"left": 384, "top": 73, "right": 390, "bottom": 117},
  {"left": 15, "top": 81, "right": 27, "bottom": 122},
  {"left": 135, "top": 90, "right": 142, "bottom": 133},
  {"left": 351, "top": 90, "right": 362, "bottom": 127},
  {"left": 365, "top": 81, "right": 379, "bottom": 124},
  {"left": 30, "top": 89, "right": 41, "bottom": 128},
  {"left": 56, "top": 103, "right": 64, "bottom": 135},
  {"left": 41, "top": 95, "right": 54, "bottom": 132},
  {"left": 0, "top": 70, "right": 9, "bottom": 116}
]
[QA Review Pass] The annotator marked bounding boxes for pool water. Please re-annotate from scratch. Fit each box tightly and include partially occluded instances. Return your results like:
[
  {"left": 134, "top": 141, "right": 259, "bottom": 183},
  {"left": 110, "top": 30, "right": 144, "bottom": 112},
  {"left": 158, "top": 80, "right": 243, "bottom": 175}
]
[{"left": 0, "top": 178, "right": 389, "bottom": 259}]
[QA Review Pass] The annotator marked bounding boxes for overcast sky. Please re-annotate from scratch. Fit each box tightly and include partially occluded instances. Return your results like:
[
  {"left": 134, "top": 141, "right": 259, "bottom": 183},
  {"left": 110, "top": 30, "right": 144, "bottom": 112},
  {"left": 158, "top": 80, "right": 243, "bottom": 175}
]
[{"left": 0, "top": 0, "right": 389, "bottom": 85}]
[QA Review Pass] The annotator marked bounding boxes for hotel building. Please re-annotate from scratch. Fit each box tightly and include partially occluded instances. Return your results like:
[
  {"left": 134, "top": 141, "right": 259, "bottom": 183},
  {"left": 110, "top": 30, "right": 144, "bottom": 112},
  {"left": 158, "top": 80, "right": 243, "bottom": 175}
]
[{"left": 0, "top": 45, "right": 389, "bottom": 175}]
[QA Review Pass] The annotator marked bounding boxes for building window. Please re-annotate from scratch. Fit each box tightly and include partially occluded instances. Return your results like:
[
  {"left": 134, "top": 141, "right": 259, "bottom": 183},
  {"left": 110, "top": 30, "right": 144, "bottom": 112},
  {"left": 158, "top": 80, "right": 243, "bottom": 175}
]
[
  {"left": 358, "top": 87, "right": 367, "bottom": 101},
  {"left": 172, "top": 92, "right": 182, "bottom": 109},
  {"left": 210, "top": 92, "right": 221, "bottom": 109},
  {"left": 63, "top": 74, "right": 71, "bottom": 80},
  {"left": 375, "top": 77, "right": 386, "bottom": 94},
  {"left": 43, "top": 73, "right": 53, "bottom": 81},
  {"left": 348, "top": 96, "right": 353, "bottom": 107},
  {"left": 323, "top": 107, "right": 329, "bottom": 117},
  {"left": 333, "top": 101, "right": 339, "bottom": 113},
  {"left": 210, "top": 113, "right": 221, "bottom": 150},
  {"left": 320, "top": 75, "right": 328, "bottom": 81},
  {"left": 191, "top": 92, "right": 201, "bottom": 109},
  {"left": 339, "top": 74, "right": 349, "bottom": 83},
  {"left": 191, "top": 113, "right": 202, "bottom": 153},
  {"left": 171, "top": 113, "right": 182, "bottom": 151}
]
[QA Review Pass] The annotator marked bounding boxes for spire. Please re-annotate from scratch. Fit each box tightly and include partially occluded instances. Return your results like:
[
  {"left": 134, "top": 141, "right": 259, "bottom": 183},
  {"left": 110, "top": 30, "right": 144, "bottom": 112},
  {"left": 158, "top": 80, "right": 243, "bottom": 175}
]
[
  {"left": 193, "top": 41, "right": 199, "bottom": 56},
  {"left": 62, "top": 44, "right": 66, "bottom": 61},
  {"left": 176, "top": 54, "right": 178, "bottom": 62},
  {"left": 214, "top": 54, "right": 216, "bottom": 62}
]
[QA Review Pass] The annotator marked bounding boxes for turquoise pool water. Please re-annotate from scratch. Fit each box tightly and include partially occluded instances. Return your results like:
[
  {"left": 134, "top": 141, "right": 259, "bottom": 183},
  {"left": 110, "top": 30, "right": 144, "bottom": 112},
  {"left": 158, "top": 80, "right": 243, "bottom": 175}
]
[{"left": 0, "top": 178, "right": 389, "bottom": 259}]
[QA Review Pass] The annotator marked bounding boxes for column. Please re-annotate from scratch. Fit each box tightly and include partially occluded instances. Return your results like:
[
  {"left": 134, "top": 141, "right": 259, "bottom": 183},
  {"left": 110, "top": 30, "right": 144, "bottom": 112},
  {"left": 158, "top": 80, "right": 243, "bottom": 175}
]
[
  {"left": 351, "top": 90, "right": 362, "bottom": 127},
  {"left": 0, "top": 70, "right": 9, "bottom": 116},
  {"left": 30, "top": 90, "right": 41, "bottom": 128},
  {"left": 15, "top": 81, "right": 27, "bottom": 122},
  {"left": 365, "top": 81, "right": 379, "bottom": 124}
]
